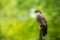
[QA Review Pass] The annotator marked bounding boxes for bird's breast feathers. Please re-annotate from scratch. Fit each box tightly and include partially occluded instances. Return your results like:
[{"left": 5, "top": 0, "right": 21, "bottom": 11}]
[{"left": 37, "top": 15, "right": 46, "bottom": 26}]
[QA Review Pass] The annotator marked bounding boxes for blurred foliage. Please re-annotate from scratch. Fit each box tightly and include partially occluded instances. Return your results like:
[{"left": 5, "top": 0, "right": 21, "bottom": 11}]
[{"left": 0, "top": 0, "right": 60, "bottom": 40}]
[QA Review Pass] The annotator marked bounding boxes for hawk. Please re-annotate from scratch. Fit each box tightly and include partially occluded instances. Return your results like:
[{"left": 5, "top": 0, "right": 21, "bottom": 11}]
[{"left": 35, "top": 10, "right": 47, "bottom": 36}]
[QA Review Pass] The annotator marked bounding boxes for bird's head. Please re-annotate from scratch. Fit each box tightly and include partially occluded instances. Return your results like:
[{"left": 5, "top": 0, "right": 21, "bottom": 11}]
[
  {"left": 35, "top": 10, "right": 42, "bottom": 15},
  {"left": 35, "top": 10, "right": 41, "bottom": 14}
]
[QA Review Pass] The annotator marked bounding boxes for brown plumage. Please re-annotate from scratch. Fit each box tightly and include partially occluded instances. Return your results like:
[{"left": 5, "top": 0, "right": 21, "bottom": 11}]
[{"left": 35, "top": 10, "right": 47, "bottom": 36}]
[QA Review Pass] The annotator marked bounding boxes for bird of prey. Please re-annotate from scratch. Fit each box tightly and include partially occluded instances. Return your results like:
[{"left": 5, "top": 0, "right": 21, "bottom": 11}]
[{"left": 35, "top": 10, "right": 47, "bottom": 36}]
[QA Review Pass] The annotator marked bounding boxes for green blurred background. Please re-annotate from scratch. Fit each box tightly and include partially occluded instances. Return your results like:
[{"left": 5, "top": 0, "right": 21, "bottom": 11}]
[{"left": 0, "top": 0, "right": 60, "bottom": 40}]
